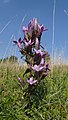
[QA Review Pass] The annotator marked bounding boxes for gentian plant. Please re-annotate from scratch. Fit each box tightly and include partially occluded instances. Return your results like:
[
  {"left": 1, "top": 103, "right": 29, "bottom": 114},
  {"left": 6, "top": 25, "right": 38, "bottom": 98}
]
[{"left": 13, "top": 18, "right": 50, "bottom": 108}]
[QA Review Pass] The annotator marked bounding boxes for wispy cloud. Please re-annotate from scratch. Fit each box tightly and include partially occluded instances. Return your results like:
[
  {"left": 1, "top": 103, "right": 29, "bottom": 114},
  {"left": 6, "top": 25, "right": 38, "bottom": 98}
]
[{"left": 3, "top": 0, "right": 11, "bottom": 3}]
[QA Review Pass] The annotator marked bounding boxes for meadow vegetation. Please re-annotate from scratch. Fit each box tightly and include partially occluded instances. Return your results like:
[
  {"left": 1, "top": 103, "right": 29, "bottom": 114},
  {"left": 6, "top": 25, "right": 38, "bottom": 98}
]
[{"left": 0, "top": 62, "right": 68, "bottom": 120}]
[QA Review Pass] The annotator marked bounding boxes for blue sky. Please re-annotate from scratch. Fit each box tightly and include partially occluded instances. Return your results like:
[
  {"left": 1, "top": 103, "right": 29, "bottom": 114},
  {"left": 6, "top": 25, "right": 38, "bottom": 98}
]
[{"left": 0, "top": 0, "right": 68, "bottom": 61}]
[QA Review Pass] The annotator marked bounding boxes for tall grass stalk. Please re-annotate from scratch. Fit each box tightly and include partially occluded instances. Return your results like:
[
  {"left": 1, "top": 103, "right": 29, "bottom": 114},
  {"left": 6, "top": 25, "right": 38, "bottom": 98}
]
[
  {"left": 52, "top": 0, "right": 56, "bottom": 70},
  {"left": 1, "top": 35, "right": 14, "bottom": 64},
  {"left": 0, "top": 15, "right": 17, "bottom": 35},
  {"left": 17, "top": 14, "right": 26, "bottom": 38}
]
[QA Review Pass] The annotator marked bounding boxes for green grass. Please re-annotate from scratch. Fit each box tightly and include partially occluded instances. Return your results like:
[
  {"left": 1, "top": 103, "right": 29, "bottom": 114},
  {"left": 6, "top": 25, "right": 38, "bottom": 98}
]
[{"left": 0, "top": 62, "right": 68, "bottom": 120}]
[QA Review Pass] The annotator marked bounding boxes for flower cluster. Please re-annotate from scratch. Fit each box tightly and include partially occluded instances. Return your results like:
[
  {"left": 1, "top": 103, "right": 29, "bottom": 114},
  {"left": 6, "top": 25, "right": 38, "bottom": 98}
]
[{"left": 13, "top": 18, "right": 49, "bottom": 86}]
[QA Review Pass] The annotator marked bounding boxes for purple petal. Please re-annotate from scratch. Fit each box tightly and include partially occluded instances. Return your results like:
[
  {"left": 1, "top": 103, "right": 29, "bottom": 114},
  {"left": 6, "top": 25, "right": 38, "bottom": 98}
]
[
  {"left": 35, "top": 38, "right": 40, "bottom": 50},
  {"left": 34, "top": 49, "right": 46, "bottom": 57},
  {"left": 18, "top": 38, "right": 23, "bottom": 43},
  {"left": 28, "top": 18, "right": 38, "bottom": 31},
  {"left": 27, "top": 77, "right": 37, "bottom": 85},
  {"left": 34, "top": 49, "right": 40, "bottom": 54},
  {"left": 28, "top": 20, "right": 33, "bottom": 29},
  {"left": 32, "top": 65, "right": 38, "bottom": 71},
  {"left": 40, "top": 51, "right": 46, "bottom": 57},
  {"left": 40, "top": 58, "right": 44, "bottom": 66},
  {"left": 39, "top": 66, "right": 44, "bottom": 71},
  {"left": 17, "top": 41, "right": 22, "bottom": 49},
  {"left": 24, "top": 41, "right": 29, "bottom": 46},
  {"left": 38, "top": 24, "right": 47, "bottom": 33},
  {"left": 28, "top": 39, "right": 31, "bottom": 45},
  {"left": 24, "top": 39, "right": 33, "bottom": 47},
  {"left": 33, "top": 18, "right": 38, "bottom": 30},
  {"left": 40, "top": 24, "right": 46, "bottom": 32},
  {"left": 18, "top": 38, "right": 21, "bottom": 42},
  {"left": 23, "top": 26, "right": 28, "bottom": 32},
  {"left": 32, "top": 65, "right": 44, "bottom": 72}
]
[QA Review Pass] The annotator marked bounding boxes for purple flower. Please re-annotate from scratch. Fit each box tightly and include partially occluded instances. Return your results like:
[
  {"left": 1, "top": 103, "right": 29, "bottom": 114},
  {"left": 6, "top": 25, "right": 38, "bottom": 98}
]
[
  {"left": 23, "top": 39, "right": 33, "bottom": 47},
  {"left": 28, "top": 18, "right": 47, "bottom": 36},
  {"left": 32, "top": 64, "right": 45, "bottom": 78},
  {"left": 23, "top": 26, "right": 31, "bottom": 40},
  {"left": 23, "top": 26, "right": 28, "bottom": 33},
  {"left": 32, "top": 64, "right": 49, "bottom": 79},
  {"left": 23, "top": 18, "right": 47, "bottom": 40},
  {"left": 32, "top": 64, "right": 44, "bottom": 72},
  {"left": 27, "top": 18, "right": 38, "bottom": 38},
  {"left": 32, "top": 64, "right": 50, "bottom": 73},
  {"left": 38, "top": 24, "right": 47, "bottom": 34},
  {"left": 18, "top": 77, "right": 24, "bottom": 87},
  {"left": 23, "top": 21, "right": 34, "bottom": 39},
  {"left": 34, "top": 49, "right": 46, "bottom": 57},
  {"left": 27, "top": 77, "right": 37, "bottom": 85},
  {"left": 13, "top": 38, "right": 23, "bottom": 50},
  {"left": 28, "top": 18, "right": 38, "bottom": 31},
  {"left": 23, "top": 39, "right": 34, "bottom": 53},
  {"left": 34, "top": 48, "right": 46, "bottom": 65}
]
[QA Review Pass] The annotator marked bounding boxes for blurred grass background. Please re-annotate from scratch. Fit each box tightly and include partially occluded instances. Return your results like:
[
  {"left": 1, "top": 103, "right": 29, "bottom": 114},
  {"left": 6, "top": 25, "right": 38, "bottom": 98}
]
[{"left": 0, "top": 61, "right": 68, "bottom": 120}]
